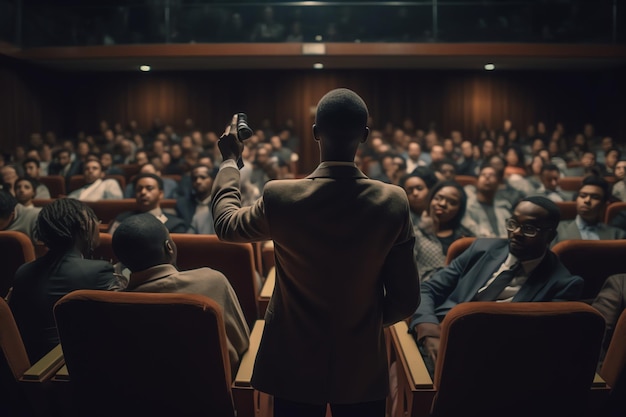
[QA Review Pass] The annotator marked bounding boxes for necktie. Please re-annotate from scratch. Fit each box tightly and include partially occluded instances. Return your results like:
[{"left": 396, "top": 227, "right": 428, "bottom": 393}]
[{"left": 473, "top": 263, "right": 520, "bottom": 301}]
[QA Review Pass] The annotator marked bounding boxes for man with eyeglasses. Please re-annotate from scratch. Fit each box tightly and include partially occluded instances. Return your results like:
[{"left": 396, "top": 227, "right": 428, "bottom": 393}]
[
  {"left": 550, "top": 175, "right": 626, "bottom": 247},
  {"left": 409, "top": 195, "right": 584, "bottom": 377}
]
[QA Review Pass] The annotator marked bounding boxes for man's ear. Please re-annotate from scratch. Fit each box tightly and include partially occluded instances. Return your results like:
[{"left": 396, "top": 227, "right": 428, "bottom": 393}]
[
  {"left": 165, "top": 239, "right": 174, "bottom": 255},
  {"left": 312, "top": 125, "right": 320, "bottom": 142},
  {"left": 361, "top": 127, "right": 370, "bottom": 143}
]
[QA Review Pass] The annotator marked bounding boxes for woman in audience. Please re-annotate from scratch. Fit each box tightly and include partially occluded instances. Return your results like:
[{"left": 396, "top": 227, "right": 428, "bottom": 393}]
[
  {"left": 503, "top": 145, "right": 528, "bottom": 178},
  {"left": 413, "top": 180, "right": 474, "bottom": 282},
  {"left": 399, "top": 167, "right": 439, "bottom": 227},
  {"left": 9, "top": 198, "right": 120, "bottom": 363}
]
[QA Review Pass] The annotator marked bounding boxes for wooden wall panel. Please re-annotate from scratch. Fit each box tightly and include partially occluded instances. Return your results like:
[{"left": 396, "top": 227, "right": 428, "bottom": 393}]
[{"left": 1, "top": 63, "right": 624, "bottom": 174}]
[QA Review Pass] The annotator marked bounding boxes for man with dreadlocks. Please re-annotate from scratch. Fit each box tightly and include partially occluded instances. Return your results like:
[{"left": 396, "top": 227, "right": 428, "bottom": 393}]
[{"left": 9, "top": 198, "right": 120, "bottom": 363}]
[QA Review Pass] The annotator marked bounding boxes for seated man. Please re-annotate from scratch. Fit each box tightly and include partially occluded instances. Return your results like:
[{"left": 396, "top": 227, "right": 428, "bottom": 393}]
[
  {"left": 124, "top": 161, "right": 179, "bottom": 199},
  {"left": 462, "top": 163, "right": 513, "bottom": 238},
  {"left": 22, "top": 157, "right": 51, "bottom": 199},
  {"left": 410, "top": 196, "right": 584, "bottom": 377},
  {"left": 108, "top": 173, "right": 186, "bottom": 235},
  {"left": 175, "top": 164, "right": 217, "bottom": 234},
  {"left": 611, "top": 159, "right": 626, "bottom": 201},
  {"left": 67, "top": 159, "right": 123, "bottom": 201},
  {"left": 111, "top": 213, "right": 250, "bottom": 376},
  {"left": 0, "top": 190, "right": 39, "bottom": 243},
  {"left": 551, "top": 175, "right": 626, "bottom": 247},
  {"left": 533, "top": 163, "right": 570, "bottom": 202}
]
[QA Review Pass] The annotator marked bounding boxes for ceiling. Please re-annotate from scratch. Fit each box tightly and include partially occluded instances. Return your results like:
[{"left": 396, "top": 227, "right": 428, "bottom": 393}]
[{"left": 4, "top": 42, "right": 626, "bottom": 72}]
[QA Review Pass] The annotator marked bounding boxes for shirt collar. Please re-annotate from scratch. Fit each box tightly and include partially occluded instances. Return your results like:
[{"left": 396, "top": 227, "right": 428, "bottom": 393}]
[
  {"left": 127, "top": 264, "right": 178, "bottom": 290},
  {"left": 505, "top": 252, "right": 546, "bottom": 275},
  {"left": 318, "top": 161, "right": 357, "bottom": 168},
  {"left": 575, "top": 215, "right": 598, "bottom": 230}
]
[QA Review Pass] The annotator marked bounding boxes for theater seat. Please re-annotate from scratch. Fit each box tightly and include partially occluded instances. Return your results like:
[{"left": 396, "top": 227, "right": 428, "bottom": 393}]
[
  {"left": 555, "top": 201, "right": 578, "bottom": 221},
  {"left": 0, "top": 297, "right": 65, "bottom": 417},
  {"left": 444, "top": 237, "right": 475, "bottom": 266},
  {"left": 389, "top": 302, "right": 606, "bottom": 417},
  {"left": 0, "top": 231, "right": 36, "bottom": 300},
  {"left": 552, "top": 239, "right": 626, "bottom": 302},
  {"left": 53, "top": 290, "right": 248, "bottom": 417}
]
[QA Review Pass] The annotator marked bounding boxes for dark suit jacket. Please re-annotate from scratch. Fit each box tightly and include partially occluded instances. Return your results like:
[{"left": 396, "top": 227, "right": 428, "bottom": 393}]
[
  {"left": 551, "top": 219, "right": 626, "bottom": 247},
  {"left": 113, "top": 210, "right": 186, "bottom": 233},
  {"left": 212, "top": 162, "right": 420, "bottom": 404},
  {"left": 10, "top": 249, "right": 117, "bottom": 362},
  {"left": 175, "top": 195, "right": 198, "bottom": 229},
  {"left": 410, "top": 238, "right": 584, "bottom": 331}
]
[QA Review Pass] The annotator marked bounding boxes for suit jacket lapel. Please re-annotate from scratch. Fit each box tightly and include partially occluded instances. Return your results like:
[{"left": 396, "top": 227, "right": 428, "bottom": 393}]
[
  {"left": 466, "top": 244, "right": 509, "bottom": 299},
  {"left": 566, "top": 221, "right": 582, "bottom": 239}
]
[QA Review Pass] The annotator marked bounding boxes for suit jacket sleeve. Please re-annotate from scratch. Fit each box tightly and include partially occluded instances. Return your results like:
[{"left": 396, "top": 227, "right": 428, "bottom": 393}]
[
  {"left": 211, "top": 164, "right": 271, "bottom": 242},
  {"left": 381, "top": 213, "right": 420, "bottom": 326},
  {"left": 592, "top": 274, "right": 626, "bottom": 356}
]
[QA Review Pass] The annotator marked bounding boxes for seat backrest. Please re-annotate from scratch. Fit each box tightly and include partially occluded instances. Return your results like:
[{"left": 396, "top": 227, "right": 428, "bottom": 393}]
[
  {"left": 454, "top": 175, "right": 477, "bottom": 187},
  {"left": 54, "top": 290, "right": 235, "bottom": 417},
  {"left": 37, "top": 175, "right": 66, "bottom": 198},
  {"left": 0, "top": 231, "right": 36, "bottom": 299},
  {"left": 83, "top": 199, "right": 140, "bottom": 224},
  {"left": 604, "top": 202, "right": 626, "bottom": 225},
  {"left": 444, "top": 237, "right": 475, "bottom": 266},
  {"left": 559, "top": 176, "right": 584, "bottom": 192},
  {"left": 431, "top": 301, "right": 605, "bottom": 417},
  {"left": 92, "top": 233, "right": 260, "bottom": 328},
  {"left": 555, "top": 201, "right": 578, "bottom": 221},
  {"left": 552, "top": 239, "right": 626, "bottom": 301}
]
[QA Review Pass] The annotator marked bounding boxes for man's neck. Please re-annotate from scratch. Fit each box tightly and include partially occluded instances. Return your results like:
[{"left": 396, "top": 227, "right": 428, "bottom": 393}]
[{"left": 477, "top": 191, "right": 495, "bottom": 204}]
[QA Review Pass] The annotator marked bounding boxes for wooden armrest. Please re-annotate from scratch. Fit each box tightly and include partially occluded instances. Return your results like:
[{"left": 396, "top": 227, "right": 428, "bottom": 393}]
[
  {"left": 260, "top": 268, "right": 275, "bottom": 299},
  {"left": 52, "top": 365, "right": 70, "bottom": 382},
  {"left": 234, "top": 320, "right": 265, "bottom": 388},
  {"left": 592, "top": 373, "right": 606, "bottom": 388},
  {"left": 390, "top": 321, "right": 433, "bottom": 389},
  {"left": 20, "top": 344, "right": 65, "bottom": 382}
]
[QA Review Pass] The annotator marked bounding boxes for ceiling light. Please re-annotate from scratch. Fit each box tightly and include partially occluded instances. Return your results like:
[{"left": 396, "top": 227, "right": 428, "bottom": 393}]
[
  {"left": 139, "top": 65, "right": 151, "bottom": 72},
  {"left": 484, "top": 63, "right": 495, "bottom": 71},
  {"left": 313, "top": 63, "right": 324, "bottom": 69}
]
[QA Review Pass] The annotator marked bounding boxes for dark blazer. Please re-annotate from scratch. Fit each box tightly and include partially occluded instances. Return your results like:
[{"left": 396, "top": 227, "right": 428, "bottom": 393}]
[
  {"left": 113, "top": 210, "right": 187, "bottom": 233},
  {"left": 212, "top": 162, "right": 420, "bottom": 404},
  {"left": 9, "top": 249, "right": 117, "bottom": 362},
  {"left": 591, "top": 273, "right": 626, "bottom": 368},
  {"left": 410, "top": 238, "right": 584, "bottom": 330},
  {"left": 551, "top": 218, "right": 626, "bottom": 247},
  {"left": 175, "top": 195, "right": 198, "bottom": 229}
]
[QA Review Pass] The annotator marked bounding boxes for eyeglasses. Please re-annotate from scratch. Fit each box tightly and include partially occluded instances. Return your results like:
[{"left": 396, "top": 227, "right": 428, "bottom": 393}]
[{"left": 505, "top": 218, "right": 549, "bottom": 238}]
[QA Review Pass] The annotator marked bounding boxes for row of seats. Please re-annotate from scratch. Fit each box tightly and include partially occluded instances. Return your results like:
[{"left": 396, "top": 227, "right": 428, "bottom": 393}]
[
  {"left": 454, "top": 175, "right": 619, "bottom": 191},
  {"left": 37, "top": 172, "right": 183, "bottom": 198}
]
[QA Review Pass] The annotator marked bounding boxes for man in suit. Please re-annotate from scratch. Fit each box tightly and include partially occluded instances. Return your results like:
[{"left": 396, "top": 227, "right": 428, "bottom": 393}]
[
  {"left": 111, "top": 213, "right": 249, "bottom": 377},
  {"left": 108, "top": 173, "right": 186, "bottom": 235},
  {"left": 410, "top": 195, "right": 584, "bottom": 376},
  {"left": 551, "top": 175, "right": 626, "bottom": 247},
  {"left": 211, "top": 88, "right": 420, "bottom": 417},
  {"left": 175, "top": 163, "right": 217, "bottom": 234}
]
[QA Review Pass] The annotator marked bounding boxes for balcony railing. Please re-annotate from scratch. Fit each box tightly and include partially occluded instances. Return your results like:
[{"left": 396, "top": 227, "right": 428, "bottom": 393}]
[{"left": 1, "top": 1, "right": 623, "bottom": 48}]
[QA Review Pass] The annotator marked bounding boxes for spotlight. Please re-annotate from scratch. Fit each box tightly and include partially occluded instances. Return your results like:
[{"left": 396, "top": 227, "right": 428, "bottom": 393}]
[
  {"left": 484, "top": 63, "right": 495, "bottom": 71},
  {"left": 139, "top": 65, "right": 151, "bottom": 72}
]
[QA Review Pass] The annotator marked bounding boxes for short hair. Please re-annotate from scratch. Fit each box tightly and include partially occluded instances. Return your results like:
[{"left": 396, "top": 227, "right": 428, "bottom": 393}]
[
  {"left": 399, "top": 166, "right": 439, "bottom": 189},
  {"left": 133, "top": 173, "right": 164, "bottom": 190},
  {"left": 581, "top": 175, "right": 610, "bottom": 202},
  {"left": 605, "top": 147, "right": 622, "bottom": 159},
  {"left": 35, "top": 198, "right": 99, "bottom": 253},
  {"left": 0, "top": 190, "right": 17, "bottom": 219},
  {"left": 190, "top": 164, "right": 217, "bottom": 179},
  {"left": 84, "top": 158, "right": 103, "bottom": 170},
  {"left": 479, "top": 161, "right": 504, "bottom": 181},
  {"left": 315, "top": 88, "right": 368, "bottom": 138},
  {"left": 541, "top": 163, "right": 560, "bottom": 174},
  {"left": 432, "top": 158, "right": 457, "bottom": 172},
  {"left": 427, "top": 180, "right": 468, "bottom": 230},
  {"left": 22, "top": 157, "right": 40, "bottom": 169},
  {"left": 15, "top": 176, "right": 38, "bottom": 191},
  {"left": 517, "top": 196, "right": 561, "bottom": 228},
  {"left": 112, "top": 213, "right": 170, "bottom": 272}
]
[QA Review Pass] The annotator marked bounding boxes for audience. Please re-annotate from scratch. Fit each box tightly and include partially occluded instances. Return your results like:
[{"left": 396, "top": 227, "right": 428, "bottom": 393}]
[
  {"left": 67, "top": 159, "right": 123, "bottom": 201},
  {"left": 0, "top": 190, "right": 39, "bottom": 243},
  {"left": 14, "top": 177, "right": 41, "bottom": 210},
  {"left": 551, "top": 175, "right": 626, "bottom": 246},
  {"left": 9, "top": 198, "right": 120, "bottom": 363},
  {"left": 399, "top": 168, "right": 439, "bottom": 227},
  {"left": 412, "top": 180, "right": 474, "bottom": 282},
  {"left": 410, "top": 196, "right": 584, "bottom": 377},
  {"left": 175, "top": 163, "right": 217, "bottom": 234},
  {"left": 108, "top": 173, "right": 186, "bottom": 235},
  {"left": 462, "top": 163, "right": 513, "bottom": 238},
  {"left": 111, "top": 213, "right": 250, "bottom": 376},
  {"left": 21, "top": 157, "right": 51, "bottom": 198}
]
